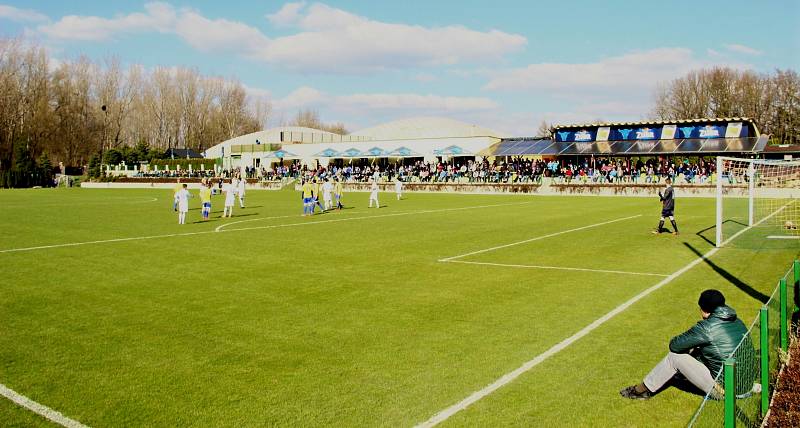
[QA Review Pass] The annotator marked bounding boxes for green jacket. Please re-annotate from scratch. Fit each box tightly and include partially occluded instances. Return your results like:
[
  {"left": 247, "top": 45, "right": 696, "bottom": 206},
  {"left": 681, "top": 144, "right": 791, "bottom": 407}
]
[{"left": 669, "top": 305, "right": 751, "bottom": 381}]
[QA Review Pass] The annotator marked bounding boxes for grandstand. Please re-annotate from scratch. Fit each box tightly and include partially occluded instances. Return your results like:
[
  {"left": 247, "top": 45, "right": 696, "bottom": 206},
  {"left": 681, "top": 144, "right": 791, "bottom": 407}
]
[{"left": 205, "top": 117, "right": 769, "bottom": 172}]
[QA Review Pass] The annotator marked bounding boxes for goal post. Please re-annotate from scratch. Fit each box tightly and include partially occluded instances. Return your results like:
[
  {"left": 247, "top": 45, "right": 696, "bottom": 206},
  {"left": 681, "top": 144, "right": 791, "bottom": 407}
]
[{"left": 716, "top": 157, "right": 800, "bottom": 248}]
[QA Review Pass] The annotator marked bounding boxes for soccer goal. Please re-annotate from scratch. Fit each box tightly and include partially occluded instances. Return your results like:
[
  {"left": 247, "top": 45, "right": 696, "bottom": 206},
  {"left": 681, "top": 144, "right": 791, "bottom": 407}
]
[{"left": 716, "top": 157, "right": 800, "bottom": 247}]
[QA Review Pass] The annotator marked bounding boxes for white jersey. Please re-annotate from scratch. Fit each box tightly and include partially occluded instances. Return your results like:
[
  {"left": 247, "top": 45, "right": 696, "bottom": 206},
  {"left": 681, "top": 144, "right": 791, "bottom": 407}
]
[
  {"left": 395, "top": 180, "right": 402, "bottom": 192},
  {"left": 224, "top": 183, "right": 236, "bottom": 206},
  {"left": 237, "top": 179, "right": 246, "bottom": 196},
  {"left": 322, "top": 182, "right": 333, "bottom": 199},
  {"left": 175, "top": 189, "right": 190, "bottom": 213},
  {"left": 370, "top": 182, "right": 379, "bottom": 200}
]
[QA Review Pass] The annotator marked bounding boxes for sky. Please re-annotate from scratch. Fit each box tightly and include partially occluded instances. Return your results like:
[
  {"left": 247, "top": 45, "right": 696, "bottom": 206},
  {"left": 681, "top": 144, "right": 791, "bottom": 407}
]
[{"left": 1, "top": 0, "right": 798, "bottom": 135}]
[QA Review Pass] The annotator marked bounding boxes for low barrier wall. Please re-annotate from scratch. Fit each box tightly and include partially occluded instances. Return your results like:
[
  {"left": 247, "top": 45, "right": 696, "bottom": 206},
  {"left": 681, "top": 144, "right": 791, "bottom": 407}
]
[
  {"left": 81, "top": 179, "right": 770, "bottom": 198},
  {"left": 82, "top": 178, "right": 285, "bottom": 190},
  {"left": 293, "top": 182, "right": 750, "bottom": 198}
]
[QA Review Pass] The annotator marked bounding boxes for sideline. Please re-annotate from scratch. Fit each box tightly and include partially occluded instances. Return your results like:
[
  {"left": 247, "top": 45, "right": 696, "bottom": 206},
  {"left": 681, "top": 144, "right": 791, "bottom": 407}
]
[
  {"left": 442, "top": 259, "right": 669, "bottom": 277},
  {"left": 0, "top": 201, "right": 532, "bottom": 254},
  {"left": 0, "top": 197, "right": 158, "bottom": 209},
  {"left": 0, "top": 383, "right": 89, "bottom": 428},
  {"left": 415, "top": 204, "right": 788, "bottom": 427}
]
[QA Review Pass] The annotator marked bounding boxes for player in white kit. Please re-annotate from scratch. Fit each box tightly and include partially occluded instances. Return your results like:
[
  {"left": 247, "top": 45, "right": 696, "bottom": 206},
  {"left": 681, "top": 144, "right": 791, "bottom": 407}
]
[
  {"left": 223, "top": 179, "right": 236, "bottom": 217},
  {"left": 369, "top": 179, "right": 380, "bottom": 208},
  {"left": 395, "top": 177, "right": 403, "bottom": 200},
  {"left": 174, "top": 183, "right": 191, "bottom": 224},
  {"left": 322, "top": 179, "right": 334, "bottom": 211},
  {"left": 237, "top": 176, "right": 246, "bottom": 208}
]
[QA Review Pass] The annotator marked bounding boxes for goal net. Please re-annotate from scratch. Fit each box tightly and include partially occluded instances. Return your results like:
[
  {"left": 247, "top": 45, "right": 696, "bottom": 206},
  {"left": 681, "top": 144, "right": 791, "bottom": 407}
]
[{"left": 716, "top": 157, "right": 800, "bottom": 248}]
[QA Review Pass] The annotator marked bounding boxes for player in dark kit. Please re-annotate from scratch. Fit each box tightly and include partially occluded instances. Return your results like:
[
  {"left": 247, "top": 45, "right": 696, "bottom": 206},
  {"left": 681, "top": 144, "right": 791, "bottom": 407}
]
[{"left": 653, "top": 177, "right": 679, "bottom": 235}]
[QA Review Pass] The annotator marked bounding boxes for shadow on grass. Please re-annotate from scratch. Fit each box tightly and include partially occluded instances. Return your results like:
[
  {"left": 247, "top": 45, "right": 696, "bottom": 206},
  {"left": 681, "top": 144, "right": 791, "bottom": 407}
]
[
  {"left": 683, "top": 242, "right": 769, "bottom": 304},
  {"left": 695, "top": 220, "right": 748, "bottom": 247},
  {"left": 218, "top": 212, "right": 259, "bottom": 219}
]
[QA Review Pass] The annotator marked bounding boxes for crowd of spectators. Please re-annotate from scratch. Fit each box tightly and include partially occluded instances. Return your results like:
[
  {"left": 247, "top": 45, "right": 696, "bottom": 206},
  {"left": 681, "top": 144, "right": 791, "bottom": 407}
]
[
  {"left": 305, "top": 157, "right": 718, "bottom": 185},
  {"left": 130, "top": 156, "right": 718, "bottom": 185}
]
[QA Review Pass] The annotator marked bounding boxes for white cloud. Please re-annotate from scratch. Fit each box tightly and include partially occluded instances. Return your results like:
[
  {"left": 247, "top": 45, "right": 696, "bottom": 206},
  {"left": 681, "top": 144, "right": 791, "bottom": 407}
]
[
  {"left": 275, "top": 86, "right": 497, "bottom": 113},
  {"left": 254, "top": 3, "right": 526, "bottom": 71},
  {"left": 484, "top": 48, "right": 702, "bottom": 92},
  {"left": 724, "top": 43, "right": 762, "bottom": 56},
  {"left": 274, "top": 86, "right": 326, "bottom": 111},
  {"left": 483, "top": 47, "right": 751, "bottom": 126},
  {"left": 36, "top": 2, "right": 525, "bottom": 71},
  {"left": 266, "top": 2, "right": 306, "bottom": 27},
  {"left": 339, "top": 93, "right": 498, "bottom": 111},
  {"left": 38, "top": 2, "right": 175, "bottom": 41},
  {"left": 173, "top": 10, "right": 269, "bottom": 53},
  {"left": 0, "top": 5, "right": 49, "bottom": 23},
  {"left": 243, "top": 84, "right": 273, "bottom": 101}
]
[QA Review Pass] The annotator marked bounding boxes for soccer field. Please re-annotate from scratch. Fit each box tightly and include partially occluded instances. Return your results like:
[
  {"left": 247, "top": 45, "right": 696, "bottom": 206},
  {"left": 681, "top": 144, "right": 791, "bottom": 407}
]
[{"left": 1, "top": 188, "right": 797, "bottom": 427}]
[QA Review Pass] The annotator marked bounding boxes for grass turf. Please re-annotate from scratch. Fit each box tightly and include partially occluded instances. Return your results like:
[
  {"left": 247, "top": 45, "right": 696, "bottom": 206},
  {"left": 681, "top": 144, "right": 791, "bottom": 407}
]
[{"left": 0, "top": 187, "right": 797, "bottom": 427}]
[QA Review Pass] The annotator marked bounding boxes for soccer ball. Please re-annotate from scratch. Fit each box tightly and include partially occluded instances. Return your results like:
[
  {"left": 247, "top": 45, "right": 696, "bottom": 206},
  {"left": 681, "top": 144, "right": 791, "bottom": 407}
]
[{"left": 785, "top": 220, "right": 797, "bottom": 230}]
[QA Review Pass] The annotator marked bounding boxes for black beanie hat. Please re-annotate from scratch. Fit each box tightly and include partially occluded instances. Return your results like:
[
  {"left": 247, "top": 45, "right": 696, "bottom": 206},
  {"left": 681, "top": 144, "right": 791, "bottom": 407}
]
[{"left": 698, "top": 289, "right": 725, "bottom": 313}]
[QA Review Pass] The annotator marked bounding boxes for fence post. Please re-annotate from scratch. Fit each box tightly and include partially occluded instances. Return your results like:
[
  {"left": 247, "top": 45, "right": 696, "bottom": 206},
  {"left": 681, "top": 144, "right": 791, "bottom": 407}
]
[
  {"left": 780, "top": 278, "right": 788, "bottom": 352},
  {"left": 760, "top": 307, "right": 769, "bottom": 418},
  {"left": 724, "top": 359, "right": 736, "bottom": 428},
  {"left": 794, "top": 260, "right": 799, "bottom": 313}
]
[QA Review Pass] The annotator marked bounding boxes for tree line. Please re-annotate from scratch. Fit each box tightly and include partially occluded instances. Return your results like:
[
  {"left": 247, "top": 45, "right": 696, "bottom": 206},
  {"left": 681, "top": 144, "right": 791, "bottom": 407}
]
[
  {"left": 0, "top": 37, "right": 270, "bottom": 187},
  {"left": 652, "top": 67, "right": 800, "bottom": 144}
]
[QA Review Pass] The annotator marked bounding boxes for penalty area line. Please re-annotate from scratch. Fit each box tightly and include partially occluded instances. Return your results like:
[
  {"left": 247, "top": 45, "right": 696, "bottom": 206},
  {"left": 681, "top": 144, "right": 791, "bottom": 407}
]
[
  {"left": 442, "top": 260, "right": 669, "bottom": 277},
  {"left": 767, "top": 235, "right": 799, "bottom": 240},
  {"left": 416, "top": 247, "right": 721, "bottom": 428},
  {"left": 416, "top": 197, "right": 789, "bottom": 427},
  {"left": 438, "top": 214, "right": 642, "bottom": 262},
  {"left": 0, "top": 383, "right": 89, "bottom": 428}
]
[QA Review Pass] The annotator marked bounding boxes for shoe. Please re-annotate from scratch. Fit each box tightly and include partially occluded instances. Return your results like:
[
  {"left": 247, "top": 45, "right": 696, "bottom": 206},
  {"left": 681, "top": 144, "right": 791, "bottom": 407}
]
[
  {"left": 620, "top": 385, "right": 652, "bottom": 400},
  {"left": 672, "top": 232, "right": 679, "bottom": 236},
  {"left": 651, "top": 230, "right": 660, "bottom": 234}
]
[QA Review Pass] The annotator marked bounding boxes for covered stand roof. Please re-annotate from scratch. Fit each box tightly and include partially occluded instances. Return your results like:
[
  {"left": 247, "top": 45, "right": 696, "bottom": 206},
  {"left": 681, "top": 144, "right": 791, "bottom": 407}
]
[{"left": 484, "top": 118, "right": 769, "bottom": 156}]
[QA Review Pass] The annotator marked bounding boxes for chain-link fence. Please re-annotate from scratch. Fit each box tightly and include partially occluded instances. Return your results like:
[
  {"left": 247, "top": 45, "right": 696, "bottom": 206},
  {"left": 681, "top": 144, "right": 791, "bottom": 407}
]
[{"left": 688, "top": 260, "right": 798, "bottom": 427}]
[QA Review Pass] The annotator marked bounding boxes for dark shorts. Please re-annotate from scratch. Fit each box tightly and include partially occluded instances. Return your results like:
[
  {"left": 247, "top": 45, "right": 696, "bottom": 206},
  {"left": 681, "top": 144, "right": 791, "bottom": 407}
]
[{"left": 661, "top": 209, "right": 674, "bottom": 218}]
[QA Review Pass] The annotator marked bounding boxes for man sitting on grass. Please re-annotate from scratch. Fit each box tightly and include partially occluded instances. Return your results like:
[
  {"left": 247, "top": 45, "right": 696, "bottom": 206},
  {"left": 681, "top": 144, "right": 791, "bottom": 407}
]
[{"left": 620, "top": 289, "right": 753, "bottom": 400}]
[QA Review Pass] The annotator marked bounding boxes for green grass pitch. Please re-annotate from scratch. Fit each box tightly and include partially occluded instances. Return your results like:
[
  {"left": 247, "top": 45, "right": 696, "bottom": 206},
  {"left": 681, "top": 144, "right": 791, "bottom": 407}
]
[{"left": 0, "top": 188, "right": 797, "bottom": 427}]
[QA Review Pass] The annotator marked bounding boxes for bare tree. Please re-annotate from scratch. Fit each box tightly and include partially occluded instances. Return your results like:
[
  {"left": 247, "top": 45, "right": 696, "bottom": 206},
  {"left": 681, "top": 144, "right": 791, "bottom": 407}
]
[
  {"left": 652, "top": 66, "right": 799, "bottom": 144},
  {"left": 536, "top": 120, "right": 552, "bottom": 138}
]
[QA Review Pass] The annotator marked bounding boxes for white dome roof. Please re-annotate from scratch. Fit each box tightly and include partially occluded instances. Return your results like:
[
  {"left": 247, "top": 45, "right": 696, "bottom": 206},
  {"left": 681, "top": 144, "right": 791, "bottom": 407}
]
[{"left": 350, "top": 117, "right": 509, "bottom": 140}]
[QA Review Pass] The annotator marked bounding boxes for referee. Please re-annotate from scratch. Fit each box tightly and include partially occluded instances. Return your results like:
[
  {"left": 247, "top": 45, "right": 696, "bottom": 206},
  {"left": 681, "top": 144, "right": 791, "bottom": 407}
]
[{"left": 653, "top": 178, "right": 679, "bottom": 235}]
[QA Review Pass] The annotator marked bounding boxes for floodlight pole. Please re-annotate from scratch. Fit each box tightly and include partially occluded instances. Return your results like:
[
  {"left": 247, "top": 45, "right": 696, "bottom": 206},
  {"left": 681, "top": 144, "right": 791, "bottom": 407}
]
[{"left": 100, "top": 104, "right": 108, "bottom": 176}]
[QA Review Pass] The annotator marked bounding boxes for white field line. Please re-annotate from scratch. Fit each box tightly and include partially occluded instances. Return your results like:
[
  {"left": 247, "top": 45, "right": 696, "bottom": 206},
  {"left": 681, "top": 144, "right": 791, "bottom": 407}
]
[
  {"left": 442, "top": 260, "right": 669, "bottom": 277},
  {"left": 214, "top": 210, "right": 375, "bottom": 232},
  {"left": 416, "top": 203, "right": 790, "bottom": 428},
  {"left": 766, "top": 235, "right": 800, "bottom": 240},
  {"left": 0, "top": 197, "right": 158, "bottom": 209},
  {"left": 214, "top": 214, "right": 302, "bottom": 232},
  {"left": 222, "top": 201, "right": 533, "bottom": 233},
  {"left": 0, "top": 201, "right": 532, "bottom": 254},
  {"left": 438, "top": 214, "right": 642, "bottom": 262},
  {"left": 0, "top": 383, "right": 89, "bottom": 428}
]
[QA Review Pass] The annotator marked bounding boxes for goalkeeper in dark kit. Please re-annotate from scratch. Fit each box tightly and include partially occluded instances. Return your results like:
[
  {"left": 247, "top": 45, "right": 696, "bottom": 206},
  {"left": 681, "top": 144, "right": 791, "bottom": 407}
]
[{"left": 653, "top": 178, "right": 678, "bottom": 235}]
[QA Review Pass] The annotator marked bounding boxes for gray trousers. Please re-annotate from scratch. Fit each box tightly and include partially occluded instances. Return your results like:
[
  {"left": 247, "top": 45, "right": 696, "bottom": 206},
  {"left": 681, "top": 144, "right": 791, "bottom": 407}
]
[{"left": 643, "top": 352, "right": 716, "bottom": 393}]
